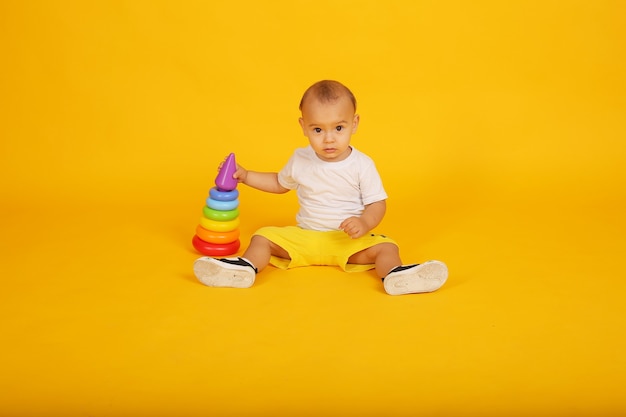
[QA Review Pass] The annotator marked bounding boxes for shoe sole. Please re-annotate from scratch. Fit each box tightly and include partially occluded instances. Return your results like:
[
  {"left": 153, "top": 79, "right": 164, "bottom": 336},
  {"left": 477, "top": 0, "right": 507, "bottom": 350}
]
[
  {"left": 193, "top": 257, "right": 255, "bottom": 288},
  {"left": 384, "top": 260, "right": 448, "bottom": 295}
]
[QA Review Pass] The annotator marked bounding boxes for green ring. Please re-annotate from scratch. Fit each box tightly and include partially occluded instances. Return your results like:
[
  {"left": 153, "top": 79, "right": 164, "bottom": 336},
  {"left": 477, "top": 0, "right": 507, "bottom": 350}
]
[{"left": 203, "top": 206, "right": 240, "bottom": 221}]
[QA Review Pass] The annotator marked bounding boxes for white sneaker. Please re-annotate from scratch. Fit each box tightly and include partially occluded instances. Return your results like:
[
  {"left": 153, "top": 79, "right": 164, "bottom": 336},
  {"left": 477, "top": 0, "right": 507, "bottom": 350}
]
[
  {"left": 193, "top": 257, "right": 256, "bottom": 288},
  {"left": 383, "top": 260, "right": 448, "bottom": 295}
]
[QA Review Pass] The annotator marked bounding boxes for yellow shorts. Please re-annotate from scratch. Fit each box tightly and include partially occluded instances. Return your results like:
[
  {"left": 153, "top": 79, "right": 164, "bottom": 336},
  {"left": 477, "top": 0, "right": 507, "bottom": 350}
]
[{"left": 253, "top": 226, "right": 398, "bottom": 272}]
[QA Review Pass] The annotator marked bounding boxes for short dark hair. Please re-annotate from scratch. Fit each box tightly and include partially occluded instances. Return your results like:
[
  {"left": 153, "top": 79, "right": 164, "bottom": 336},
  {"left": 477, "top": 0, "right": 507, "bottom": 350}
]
[{"left": 299, "top": 80, "right": 357, "bottom": 112}]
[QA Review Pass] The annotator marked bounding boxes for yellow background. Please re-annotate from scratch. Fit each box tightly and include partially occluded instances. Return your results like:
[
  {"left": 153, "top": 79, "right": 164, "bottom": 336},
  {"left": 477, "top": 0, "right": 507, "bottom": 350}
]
[{"left": 1, "top": 1, "right": 625, "bottom": 416}]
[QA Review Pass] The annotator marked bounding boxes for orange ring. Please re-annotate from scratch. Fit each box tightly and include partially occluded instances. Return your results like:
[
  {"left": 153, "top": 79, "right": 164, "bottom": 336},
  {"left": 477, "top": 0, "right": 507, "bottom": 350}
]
[{"left": 195, "top": 225, "right": 240, "bottom": 244}]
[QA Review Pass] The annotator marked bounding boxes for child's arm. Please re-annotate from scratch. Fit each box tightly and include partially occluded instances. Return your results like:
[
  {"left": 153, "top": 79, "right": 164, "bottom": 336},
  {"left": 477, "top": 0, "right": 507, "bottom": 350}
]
[
  {"left": 234, "top": 165, "right": 289, "bottom": 194},
  {"left": 339, "top": 200, "right": 387, "bottom": 239}
]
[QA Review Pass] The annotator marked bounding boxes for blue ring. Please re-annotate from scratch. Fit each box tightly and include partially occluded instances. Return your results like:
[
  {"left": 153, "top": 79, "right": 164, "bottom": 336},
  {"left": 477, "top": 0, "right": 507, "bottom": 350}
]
[
  {"left": 206, "top": 197, "right": 239, "bottom": 211},
  {"left": 209, "top": 186, "right": 239, "bottom": 201}
]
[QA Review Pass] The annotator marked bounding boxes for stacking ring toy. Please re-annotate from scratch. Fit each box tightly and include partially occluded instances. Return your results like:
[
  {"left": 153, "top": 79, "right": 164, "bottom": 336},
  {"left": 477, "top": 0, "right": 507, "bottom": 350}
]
[
  {"left": 203, "top": 206, "right": 240, "bottom": 221},
  {"left": 200, "top": 216, "right": 240, "bottom": 232},
  {"left": 209, "top": 187, "right": 239, "bottom": 201},
  {"left": 196, "top": 225, "right": 240, "bottom": 244},
  {"left": 206, "top": 197, "right": 239, "bottom": 211},
  {"left": 192, "top": 235, "right": 240, "bottom": 256}
]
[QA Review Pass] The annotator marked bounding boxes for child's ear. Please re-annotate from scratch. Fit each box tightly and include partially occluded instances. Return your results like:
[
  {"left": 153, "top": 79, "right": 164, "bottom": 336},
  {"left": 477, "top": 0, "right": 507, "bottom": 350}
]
[
  {"left": 298, "top": 117, "right": 306, "bottom": 135},
  {"left": 352, "top": 114, "right": 360, "bottom": 132}
]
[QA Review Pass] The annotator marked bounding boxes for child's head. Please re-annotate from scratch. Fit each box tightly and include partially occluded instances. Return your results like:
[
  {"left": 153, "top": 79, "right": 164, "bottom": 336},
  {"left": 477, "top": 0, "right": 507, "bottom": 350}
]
[
  {"left": 298, "top": 80, "right": 360, "bottom": 162},
  {"left": 299, "top": 80, "right": 357, "bottom": 112}
]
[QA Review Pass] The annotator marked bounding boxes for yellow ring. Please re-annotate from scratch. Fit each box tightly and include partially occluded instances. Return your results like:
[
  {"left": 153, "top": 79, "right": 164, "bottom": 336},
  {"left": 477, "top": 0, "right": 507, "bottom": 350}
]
[{"left": 199, "top": 216, "right": 240, "bottom": 232}]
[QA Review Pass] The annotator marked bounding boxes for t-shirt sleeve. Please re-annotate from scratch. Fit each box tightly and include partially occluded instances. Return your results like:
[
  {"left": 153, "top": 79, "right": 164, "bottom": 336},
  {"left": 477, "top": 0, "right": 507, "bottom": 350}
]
[
  {"left": 277, "top": 153, "right": 298, "bottom": 190},
  {"left": 360, "top": 159, "right": 388, "bottom": 205}
]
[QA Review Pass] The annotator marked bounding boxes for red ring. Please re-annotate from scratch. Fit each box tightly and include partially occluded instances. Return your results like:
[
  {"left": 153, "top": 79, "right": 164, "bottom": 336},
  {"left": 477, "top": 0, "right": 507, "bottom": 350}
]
[{"left": 192, "top": 235, "right": 240, "bottom": 256}]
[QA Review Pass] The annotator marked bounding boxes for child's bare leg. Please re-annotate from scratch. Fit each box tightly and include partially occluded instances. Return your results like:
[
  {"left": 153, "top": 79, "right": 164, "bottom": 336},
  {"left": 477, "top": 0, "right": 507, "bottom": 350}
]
[
  {"left": 243, "top": 235, "right": 290, "bottom": 272},
  {"left": 348, "top": 242, "right": 401, "bottom": 278}
]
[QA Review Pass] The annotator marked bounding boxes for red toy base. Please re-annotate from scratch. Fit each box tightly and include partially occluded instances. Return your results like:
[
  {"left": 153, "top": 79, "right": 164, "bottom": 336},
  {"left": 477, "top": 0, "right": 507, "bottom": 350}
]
[{"left": 192, "top": 234, "right": 240, "bottom": 256}]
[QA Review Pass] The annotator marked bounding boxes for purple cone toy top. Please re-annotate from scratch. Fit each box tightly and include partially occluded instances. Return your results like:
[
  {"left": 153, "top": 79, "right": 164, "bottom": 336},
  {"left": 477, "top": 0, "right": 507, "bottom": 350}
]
[{"left": 215, "top": 153, "right": 238, "bottom": 191}]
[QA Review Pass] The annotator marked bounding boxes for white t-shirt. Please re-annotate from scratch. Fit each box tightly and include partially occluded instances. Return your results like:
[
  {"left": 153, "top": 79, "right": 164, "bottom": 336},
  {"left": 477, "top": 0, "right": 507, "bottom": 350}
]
[{"left": 277, "top": 145, "right": 388, "bottom": 231}]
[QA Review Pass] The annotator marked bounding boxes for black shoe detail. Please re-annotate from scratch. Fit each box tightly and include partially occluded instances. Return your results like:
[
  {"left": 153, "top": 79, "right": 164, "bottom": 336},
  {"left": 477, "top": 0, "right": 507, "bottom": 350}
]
[
  {"left": 387, "top": 264, "right": 420, "bottom": 275},
  {"left": 218, "top": 257, "right": 258, "bottom": 274}
]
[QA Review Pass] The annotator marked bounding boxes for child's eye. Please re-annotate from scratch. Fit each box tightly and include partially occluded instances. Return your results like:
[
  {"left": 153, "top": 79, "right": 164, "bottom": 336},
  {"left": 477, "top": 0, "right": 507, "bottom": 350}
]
[
  {"left": 314, "top": 128, "right": 322, "bottom": 133},
  {"left": 336, "top": 126, "right": 343, "bottom": 131}
]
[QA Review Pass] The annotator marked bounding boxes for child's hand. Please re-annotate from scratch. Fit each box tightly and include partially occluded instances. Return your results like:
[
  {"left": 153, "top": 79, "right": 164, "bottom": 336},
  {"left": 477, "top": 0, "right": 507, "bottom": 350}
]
[
  {"left": 233, "top": 164, "right": 248, "bottom": 184},
  {"left": 218, "top": 159, "right": 248, "bottom": 184},
  {"left": 339, "top": 216, "right": 368, "bottom": 239}
]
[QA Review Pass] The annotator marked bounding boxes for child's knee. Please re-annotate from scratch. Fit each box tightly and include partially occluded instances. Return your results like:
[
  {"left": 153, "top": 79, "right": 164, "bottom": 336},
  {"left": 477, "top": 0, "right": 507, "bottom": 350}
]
[
  {"left": 250, "top": 234, "right": 270, "bottom": 246},
  {"left": 251, "top": 234, "right": 290, "bottom": 259},
  {"left": 375, "top": 242, "right": 399, "bottom": 256}
]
